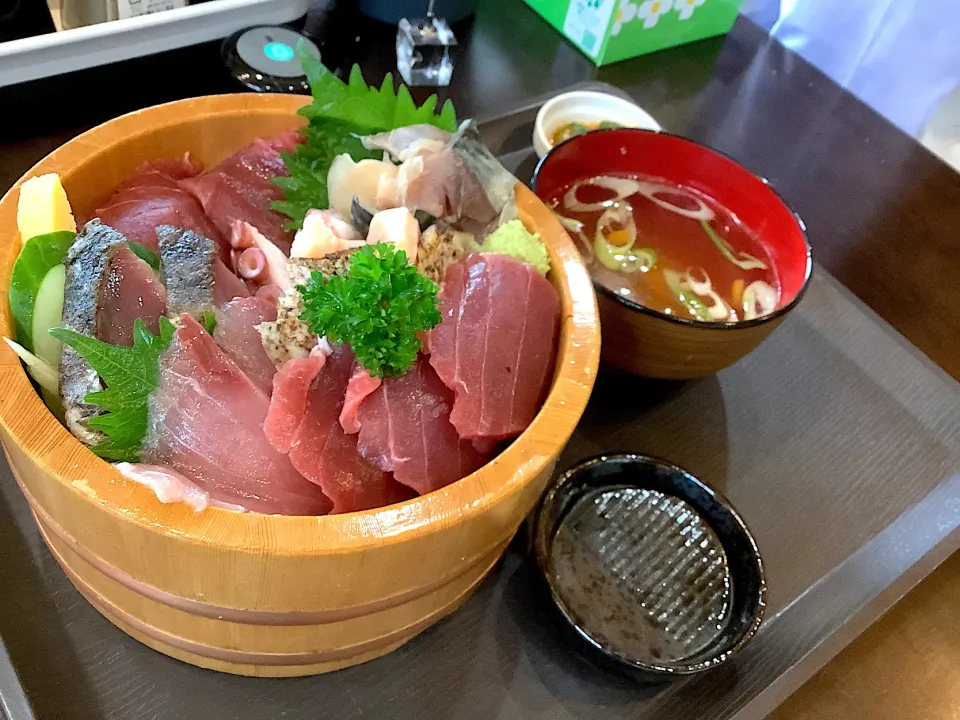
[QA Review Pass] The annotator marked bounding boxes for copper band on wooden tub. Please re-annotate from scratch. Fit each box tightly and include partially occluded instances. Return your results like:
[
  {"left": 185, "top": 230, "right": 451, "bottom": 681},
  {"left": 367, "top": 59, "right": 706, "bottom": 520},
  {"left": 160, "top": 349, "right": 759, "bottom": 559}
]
[
  {"left": 23, "top": 481, "right": 512, "bottom": 626},
  {"left": 48, "top": 530, "right": 490, "bottom": 667}
]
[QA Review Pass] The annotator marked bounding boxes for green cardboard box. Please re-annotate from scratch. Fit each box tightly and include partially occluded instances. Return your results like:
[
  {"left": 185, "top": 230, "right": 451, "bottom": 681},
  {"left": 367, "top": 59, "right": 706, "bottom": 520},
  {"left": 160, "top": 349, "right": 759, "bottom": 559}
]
[{"left": 522, "top": 0, "right": 744, "bottom": 66}]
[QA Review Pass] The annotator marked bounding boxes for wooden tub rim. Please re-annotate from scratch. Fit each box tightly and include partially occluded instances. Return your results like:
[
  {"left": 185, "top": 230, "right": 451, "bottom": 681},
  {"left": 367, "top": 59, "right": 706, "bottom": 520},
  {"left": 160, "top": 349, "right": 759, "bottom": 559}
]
[{"left": 0, "top": 94, "right": 600, "bottom": 556}]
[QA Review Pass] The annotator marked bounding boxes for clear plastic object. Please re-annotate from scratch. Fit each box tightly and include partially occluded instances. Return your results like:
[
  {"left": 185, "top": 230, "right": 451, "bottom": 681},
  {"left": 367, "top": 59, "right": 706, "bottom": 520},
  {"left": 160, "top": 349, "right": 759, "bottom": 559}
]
[{"left": 396, "top": 7, "right": 457, "bottom": 87}]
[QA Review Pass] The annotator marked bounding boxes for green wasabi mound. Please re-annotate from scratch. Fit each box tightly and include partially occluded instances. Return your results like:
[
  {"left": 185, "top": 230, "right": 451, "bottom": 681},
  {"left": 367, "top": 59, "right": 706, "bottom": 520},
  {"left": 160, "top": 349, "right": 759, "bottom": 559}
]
[{"left": 481, "top": 220, "right": 550, "bottom": 276}]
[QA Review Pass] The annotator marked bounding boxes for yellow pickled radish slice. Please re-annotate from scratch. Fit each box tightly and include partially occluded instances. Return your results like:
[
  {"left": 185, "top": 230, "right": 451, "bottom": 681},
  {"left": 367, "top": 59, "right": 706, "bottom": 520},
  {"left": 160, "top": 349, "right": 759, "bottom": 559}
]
[{"left": 16, "top": 173, "right": 76, "bottom": 245}]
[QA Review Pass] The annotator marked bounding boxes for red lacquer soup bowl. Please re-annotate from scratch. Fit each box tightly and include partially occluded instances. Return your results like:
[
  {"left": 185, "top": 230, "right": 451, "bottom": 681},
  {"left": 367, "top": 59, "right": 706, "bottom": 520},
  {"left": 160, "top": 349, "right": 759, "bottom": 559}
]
[{"left": 533, "top": 128, "right": 813, "bottom": 379}]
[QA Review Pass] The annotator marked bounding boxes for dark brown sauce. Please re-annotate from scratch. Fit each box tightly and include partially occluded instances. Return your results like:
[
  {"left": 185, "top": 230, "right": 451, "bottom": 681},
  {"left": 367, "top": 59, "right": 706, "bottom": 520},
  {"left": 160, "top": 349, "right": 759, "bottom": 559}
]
[{"left": 548, "top": 487, "right": 732, "bottom": 666}]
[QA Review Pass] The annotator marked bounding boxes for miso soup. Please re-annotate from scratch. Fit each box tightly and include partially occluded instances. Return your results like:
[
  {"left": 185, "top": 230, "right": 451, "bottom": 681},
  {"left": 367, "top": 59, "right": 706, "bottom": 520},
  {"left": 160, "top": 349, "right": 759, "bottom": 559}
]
[{"left": 550, "top": 173, "right": 780, "bottom": 322}]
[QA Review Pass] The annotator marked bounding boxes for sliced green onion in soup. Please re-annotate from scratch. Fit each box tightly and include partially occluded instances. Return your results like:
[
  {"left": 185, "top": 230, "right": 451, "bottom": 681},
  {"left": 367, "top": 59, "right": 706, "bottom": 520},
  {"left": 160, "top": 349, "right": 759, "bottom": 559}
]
[
  {"left": 664, "top": 269, "right": 712, "bottom": 321},
  {"left": 591, "top": 199, "right": 658, "bottom": 273},
  {"left": 664, "top": 268, "right": 737, "bottom": 322},
  {"left": 564, "top": 177, "right": 642, "bottom": 212},
  {"left": 551, "top": 210, "right": 594, "bottom": 262},
  {"left": 594, "top": 232, "right": 657, "bottom": 273},
  {"left": 552, "top": 210, "right": 583, "bottom": 233},
  {"left": 699, "top": 219, "right": 769, "bottom": 271},
  {"left": 742, "top": 280, "right": 778, "bottom": 319},
  {"left": 629, "top": 247, "right": 657, "bottom": 272}
]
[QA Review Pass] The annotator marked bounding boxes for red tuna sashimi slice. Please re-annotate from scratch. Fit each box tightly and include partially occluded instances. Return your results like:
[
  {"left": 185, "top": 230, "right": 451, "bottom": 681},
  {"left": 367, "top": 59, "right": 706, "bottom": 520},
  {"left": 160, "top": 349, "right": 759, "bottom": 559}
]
[
  {"left": 428, "top": 254, "right": 560, "bottom": 442},
  {"left": 357, "top": 354, "right": 489, "bottom": 495},
  {"left": 212, "top": 257, "right": 251, "bottom": 305},
  {"left": 296, "top": 408, "right": 413, "bottom": 514},
  {"left": 213, "top": 297, "right": 278, "bottom": 393},
  {"left": 177, "top": 131, "right": 300, "bottom": 254},
  {"left": 265, "top": 347, "right": 409, "bottom": 513},
  {"left": 289, "top": 348, "right": 409, "bottom": 513},
  {"left": 95, "top": 244, "right": 166, "bottom": 346},
  {"left": 95, "top": 196, "right": 225, "bottom": 255},
  {"left": 108, "top": 185, "right": 200, "bottom": 206},
  {"left": 132, "top": 154, "right": 203, "bottom": 180},
  {"left": 264, "top": 130, "right": 302, "bottom": 154},
  {"left": 144, "top": 314, "right": 331, "bottom": 515},
  {"left": 339, "top": 364, "right": 381, "bottom": 434},
  {"left": 214, "top": 138, "right": 288, "bottom": 200},
  {"left": 264, "top": 355, "right": 325, "bottom": 454},
  {"left": 180, "top": 172, "right": 292, "bottom": 254},
  {"left": 114, "top": 171, "right": 185, "bottom": 195}
]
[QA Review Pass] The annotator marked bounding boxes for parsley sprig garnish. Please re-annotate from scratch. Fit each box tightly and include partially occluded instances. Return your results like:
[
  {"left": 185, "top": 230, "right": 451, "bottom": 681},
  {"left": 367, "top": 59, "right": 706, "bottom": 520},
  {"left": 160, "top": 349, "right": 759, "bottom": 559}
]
[
  {"left": 49, "top": 317, "right": 176, "bottom": 462},
  {"left": 299, "top": 243, "right": 441, "bottom": 378},
  {"left": 271, "top": 44, "right": 458, "bottom": 230}
]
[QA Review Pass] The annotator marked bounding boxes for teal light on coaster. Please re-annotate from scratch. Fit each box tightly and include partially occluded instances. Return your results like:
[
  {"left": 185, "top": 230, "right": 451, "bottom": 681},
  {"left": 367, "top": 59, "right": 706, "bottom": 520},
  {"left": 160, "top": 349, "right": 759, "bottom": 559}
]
[{"left": 264, "top": 41, "right": 294, "bottom": 62}]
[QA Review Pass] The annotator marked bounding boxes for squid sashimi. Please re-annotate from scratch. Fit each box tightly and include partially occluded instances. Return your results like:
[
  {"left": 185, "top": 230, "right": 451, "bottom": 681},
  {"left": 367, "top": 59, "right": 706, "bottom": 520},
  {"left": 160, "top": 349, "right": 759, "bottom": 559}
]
[
  {"left": 143, "top": 314, "right": 331, "bottom": 516},
  {"left": 428, "top": 253, "right": 560, "bottom": 442},
  {"left": 357, "top": 354, "right": 489, "bottom": 495},
  {"left": 266, "top": 347, "right": 410, "bottom": 514},
  {"left": 213, "top": 297, "right": 278, "bottom": 393}
]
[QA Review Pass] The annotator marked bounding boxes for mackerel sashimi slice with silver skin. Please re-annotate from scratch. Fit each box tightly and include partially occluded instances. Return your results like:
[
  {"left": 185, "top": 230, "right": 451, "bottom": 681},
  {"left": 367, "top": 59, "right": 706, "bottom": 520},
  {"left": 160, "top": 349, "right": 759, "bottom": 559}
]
[
  {"left": 157, "top": 225, "right": 249, "bottom": 318},
  {"left": 93, "top": 188, "right": 225, "bottom": 256},
  {"left": 427, "top": 253, "right": 560, "bottom": 442},
  {"left": 379, "top": 120, "right": 518, "bottom": 237},
  {"left": 143, "top": 314, "right": 331, "bottom": 516},
  {"left": 95, "top": 243, "right": 167, "bottom": 347},
  {"left": 357, "top": 353, "right": 489, "bottom": 495},
  {"left": 59, "top": 220, "right": 167, "bottom": 446}
]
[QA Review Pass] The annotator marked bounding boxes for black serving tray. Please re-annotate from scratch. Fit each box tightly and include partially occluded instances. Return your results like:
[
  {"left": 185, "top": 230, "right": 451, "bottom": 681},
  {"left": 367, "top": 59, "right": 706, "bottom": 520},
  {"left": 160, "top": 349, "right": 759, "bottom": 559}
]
[{"left": 0, "top": 84, "right": 957, "bottom": 720}]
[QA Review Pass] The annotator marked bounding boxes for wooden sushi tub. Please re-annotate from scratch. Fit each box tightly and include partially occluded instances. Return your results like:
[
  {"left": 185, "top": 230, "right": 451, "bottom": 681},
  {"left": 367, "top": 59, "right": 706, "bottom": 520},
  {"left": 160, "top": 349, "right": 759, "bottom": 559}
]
[{"left": 0, "top": 95, "right": 600, "bottom": 676}]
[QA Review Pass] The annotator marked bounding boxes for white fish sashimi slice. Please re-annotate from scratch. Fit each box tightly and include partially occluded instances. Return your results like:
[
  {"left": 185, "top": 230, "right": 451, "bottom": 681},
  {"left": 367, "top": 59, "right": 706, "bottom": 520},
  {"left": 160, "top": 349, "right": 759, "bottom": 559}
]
[
  {"left": 390, "top": 121, "right": 517, "bottom": 237},
  {"left": 362, "top": 125, "right": 451, "bottom": 162},
  {"left": 327, "top": 154, "right": 399, "bottom": 219},
  {"left": 291, "top": 209, "right": 365, "bottom": 259},
  {"left": 366, "top": 208, "right": 420, "bottom": 263},
  {"left": 448, "top": 120, "right": 517, "bottom": 226},
  {"left": 114, "top": 462, "right": 248, "bottom": 513}
]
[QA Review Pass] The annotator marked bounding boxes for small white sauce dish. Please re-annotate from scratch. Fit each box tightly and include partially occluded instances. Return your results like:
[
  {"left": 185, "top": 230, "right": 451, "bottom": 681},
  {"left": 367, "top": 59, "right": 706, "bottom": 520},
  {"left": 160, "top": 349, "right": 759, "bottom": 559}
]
[{"left": 533, "top": 90, "right": 661, "bottom": 158}]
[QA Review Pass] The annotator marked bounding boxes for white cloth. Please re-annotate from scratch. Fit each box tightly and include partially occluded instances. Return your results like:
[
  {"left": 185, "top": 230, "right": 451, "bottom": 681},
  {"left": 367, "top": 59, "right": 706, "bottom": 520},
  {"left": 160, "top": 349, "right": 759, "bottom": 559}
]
[{"left": 744, "top": 0, "right": 960, "bottom": 138}]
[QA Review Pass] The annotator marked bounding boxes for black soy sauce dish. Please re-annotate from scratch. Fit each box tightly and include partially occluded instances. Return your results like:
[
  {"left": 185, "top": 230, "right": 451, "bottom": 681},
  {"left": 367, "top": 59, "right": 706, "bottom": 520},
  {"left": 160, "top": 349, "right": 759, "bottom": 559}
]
[{"left": 533, "top": 454, "right": 766, "bottom": 682}]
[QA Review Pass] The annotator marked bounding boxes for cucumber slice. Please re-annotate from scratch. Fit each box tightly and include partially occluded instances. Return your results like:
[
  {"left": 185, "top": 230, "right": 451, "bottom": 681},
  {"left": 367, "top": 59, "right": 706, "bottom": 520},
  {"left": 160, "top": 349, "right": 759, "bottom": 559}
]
[
  {"left": 8, "top": 230, "right": 74, "bottom": 350},
  {"left": 41, "top": 387, "right": 65, "bottom": 422},
  {"left": 32, "top": 264, "right": 66, "bottom": 367}
]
